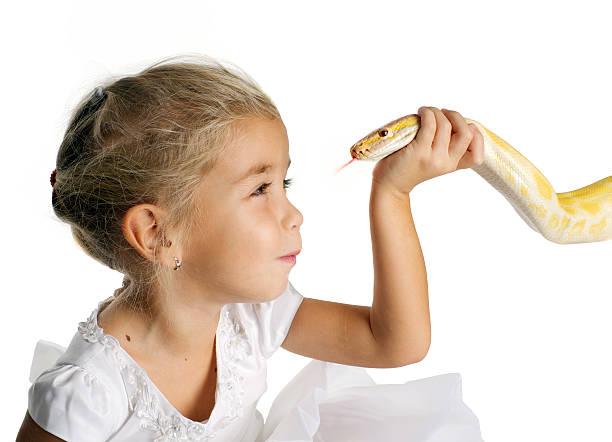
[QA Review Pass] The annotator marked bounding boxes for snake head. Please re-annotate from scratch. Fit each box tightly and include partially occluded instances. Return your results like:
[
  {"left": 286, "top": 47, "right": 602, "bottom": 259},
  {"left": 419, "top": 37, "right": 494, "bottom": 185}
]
[{"left": 350, "top": 114, "right": 421, "bottom": 161}]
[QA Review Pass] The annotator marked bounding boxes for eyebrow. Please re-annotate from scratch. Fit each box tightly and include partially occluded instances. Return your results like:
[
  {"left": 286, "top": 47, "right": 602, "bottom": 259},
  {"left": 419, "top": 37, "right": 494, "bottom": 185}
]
[{"left": 234, "top": 158, "right": 291, "bottom": 184}]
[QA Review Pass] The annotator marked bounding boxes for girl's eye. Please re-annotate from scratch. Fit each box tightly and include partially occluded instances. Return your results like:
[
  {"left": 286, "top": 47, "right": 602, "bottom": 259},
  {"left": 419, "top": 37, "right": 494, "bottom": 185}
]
[{"left": 252, "top": 177, "right": 294, "bottom": 197}]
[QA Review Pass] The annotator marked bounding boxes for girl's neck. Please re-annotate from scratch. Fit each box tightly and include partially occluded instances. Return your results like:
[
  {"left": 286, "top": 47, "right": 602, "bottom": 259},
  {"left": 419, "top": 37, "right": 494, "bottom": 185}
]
[{"left": 97, "top": 294, "right": 221, "bottom": 365}]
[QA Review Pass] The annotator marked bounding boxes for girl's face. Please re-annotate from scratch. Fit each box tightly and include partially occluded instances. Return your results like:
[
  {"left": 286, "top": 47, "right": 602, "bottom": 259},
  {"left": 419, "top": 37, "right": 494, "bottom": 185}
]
[{"left": 184, "top": 117, "right": 303, "bottom": 304}]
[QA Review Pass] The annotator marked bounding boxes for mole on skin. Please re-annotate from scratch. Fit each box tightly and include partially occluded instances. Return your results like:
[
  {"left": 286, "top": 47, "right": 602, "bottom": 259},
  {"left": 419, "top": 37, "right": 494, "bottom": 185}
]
[{"left": 125, "top": 334, "right": 131, "bottom": 342}]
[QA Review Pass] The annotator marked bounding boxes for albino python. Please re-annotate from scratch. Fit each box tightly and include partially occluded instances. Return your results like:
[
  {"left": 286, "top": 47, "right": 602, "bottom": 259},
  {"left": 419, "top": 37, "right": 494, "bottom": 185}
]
[{"left": 344, "top": 114, "right": 612, "bottom": 244}]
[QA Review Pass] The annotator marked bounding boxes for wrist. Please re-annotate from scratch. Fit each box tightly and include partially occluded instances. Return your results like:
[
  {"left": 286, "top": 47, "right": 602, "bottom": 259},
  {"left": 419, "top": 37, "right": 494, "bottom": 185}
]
[{"left": 371, "top": 178, "right": 413, "bottom": 203}]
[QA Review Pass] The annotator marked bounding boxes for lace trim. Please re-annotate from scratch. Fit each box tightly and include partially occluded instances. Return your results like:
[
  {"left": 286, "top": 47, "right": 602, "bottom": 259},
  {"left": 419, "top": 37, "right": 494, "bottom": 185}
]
[
  {"left": 216, "top": 310, "right": 251, "bottom": 426},
  {"left": 78, "top": 302, "right": 252, "bottom": 442}
]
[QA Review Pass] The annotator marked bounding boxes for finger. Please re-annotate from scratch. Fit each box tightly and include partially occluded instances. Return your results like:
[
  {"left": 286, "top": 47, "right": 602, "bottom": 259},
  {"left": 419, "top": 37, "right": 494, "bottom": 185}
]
[
  {"left": 457, "top": 125, "right": 485, "bottom": 170},
  {"left": 441, "top": 109, "right": 473, "bottom": 160},
  {"left": 428, "top": 107, "right": 452, "bottom": 154},
  {"left": 469, "top": 124, "right": 485, "bottom": 163},
  {"left": 413, "top": 106, "right": 436, "bottom": 151}
]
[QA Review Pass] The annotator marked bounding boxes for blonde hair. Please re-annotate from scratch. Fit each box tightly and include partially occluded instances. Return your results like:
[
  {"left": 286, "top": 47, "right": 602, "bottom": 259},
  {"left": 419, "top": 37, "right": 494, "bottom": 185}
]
[{"left": 51, "top": 54, "right": 281, "bottom": 315}]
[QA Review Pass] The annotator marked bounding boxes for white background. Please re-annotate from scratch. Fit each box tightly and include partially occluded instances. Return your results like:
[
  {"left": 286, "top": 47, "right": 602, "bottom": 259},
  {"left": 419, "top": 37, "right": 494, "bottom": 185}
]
[{"left": 3, "top": 1, "right": 611, "bottom": 440}]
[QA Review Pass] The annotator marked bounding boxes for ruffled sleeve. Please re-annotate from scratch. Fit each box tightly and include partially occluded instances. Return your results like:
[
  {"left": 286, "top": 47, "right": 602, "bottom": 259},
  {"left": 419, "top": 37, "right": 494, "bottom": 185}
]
[
  {"left": 252, "top": 280, "right": 304, "bottom": 359},
  {"left": 28, "top": 363, "right": 117, "bottom": 441}
]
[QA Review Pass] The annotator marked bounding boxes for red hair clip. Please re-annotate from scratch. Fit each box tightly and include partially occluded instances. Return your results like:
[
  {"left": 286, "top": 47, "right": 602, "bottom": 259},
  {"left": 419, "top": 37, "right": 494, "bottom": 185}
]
[{"left": 50, "top": 169, "right": 57, "bottom": 187}]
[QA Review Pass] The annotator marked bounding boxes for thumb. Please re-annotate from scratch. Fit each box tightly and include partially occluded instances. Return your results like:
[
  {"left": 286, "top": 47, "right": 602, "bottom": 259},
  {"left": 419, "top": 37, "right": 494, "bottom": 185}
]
[{"left": 456, "top": 125, "right": 484, "bottom": 170}]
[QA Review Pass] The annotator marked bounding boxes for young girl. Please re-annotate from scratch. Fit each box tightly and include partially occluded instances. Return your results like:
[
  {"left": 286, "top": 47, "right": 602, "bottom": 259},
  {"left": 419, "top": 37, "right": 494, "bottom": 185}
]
[{"left": 17, "top": 54, "right": 485, "bottom": 441}]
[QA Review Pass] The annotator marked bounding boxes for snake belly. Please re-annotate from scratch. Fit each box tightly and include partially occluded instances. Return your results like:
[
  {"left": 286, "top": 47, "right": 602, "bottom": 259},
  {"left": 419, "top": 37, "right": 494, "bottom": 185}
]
[{"left": 349, "top": 114, "right": 612, "bottom": 244}]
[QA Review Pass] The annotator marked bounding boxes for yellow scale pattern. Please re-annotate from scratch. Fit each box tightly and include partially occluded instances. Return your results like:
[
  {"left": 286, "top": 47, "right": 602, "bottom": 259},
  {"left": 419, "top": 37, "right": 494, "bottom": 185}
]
[{"left": 474, "top": 121, "right": 610, "bottom": 242}]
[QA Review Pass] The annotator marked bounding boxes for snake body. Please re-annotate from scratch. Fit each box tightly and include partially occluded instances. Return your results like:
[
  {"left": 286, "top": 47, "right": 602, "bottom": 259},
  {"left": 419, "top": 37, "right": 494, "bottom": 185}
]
[{"left": 350, "top": 114, "right": 612, "bottom": 244}]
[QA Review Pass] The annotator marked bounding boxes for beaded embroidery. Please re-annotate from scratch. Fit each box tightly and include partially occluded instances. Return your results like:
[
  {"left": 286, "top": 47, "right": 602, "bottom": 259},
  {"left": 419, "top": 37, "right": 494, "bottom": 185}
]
[
  {"left": 77, "top": 303, "right": 253, "bottom": 442},
  {"left": 214, "top": 310, "right": 252, "bottom": 427}
]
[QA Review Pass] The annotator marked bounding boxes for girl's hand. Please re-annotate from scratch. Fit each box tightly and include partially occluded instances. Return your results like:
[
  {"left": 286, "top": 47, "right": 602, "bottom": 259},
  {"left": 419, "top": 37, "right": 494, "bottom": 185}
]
[{"left": 372, "top": 106, "right": 485, "bottom": 196}]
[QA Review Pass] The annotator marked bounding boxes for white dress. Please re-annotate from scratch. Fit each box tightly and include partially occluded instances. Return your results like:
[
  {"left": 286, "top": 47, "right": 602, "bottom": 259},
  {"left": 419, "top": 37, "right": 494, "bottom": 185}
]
[{"left": 27, "top": 280, "right": 484, "bottom": 442}]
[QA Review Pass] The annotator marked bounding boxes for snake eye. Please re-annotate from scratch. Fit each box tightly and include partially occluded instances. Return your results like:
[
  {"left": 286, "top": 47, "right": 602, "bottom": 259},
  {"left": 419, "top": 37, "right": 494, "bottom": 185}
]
[{"left": 378, "top": 129, "right": 388, "bottom": 137}]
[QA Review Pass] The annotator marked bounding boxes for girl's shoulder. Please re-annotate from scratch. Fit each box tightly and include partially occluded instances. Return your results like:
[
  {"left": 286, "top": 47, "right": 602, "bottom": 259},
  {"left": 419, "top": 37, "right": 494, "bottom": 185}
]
[
  {"left": 31, "top": 295, "right": 128, "bottom": 387},
  {"left": 27, "top": 299, "right": 130, "bottom": 441},
  {"left": 233, "top": 279, "right": 304, "bottom": 359}
]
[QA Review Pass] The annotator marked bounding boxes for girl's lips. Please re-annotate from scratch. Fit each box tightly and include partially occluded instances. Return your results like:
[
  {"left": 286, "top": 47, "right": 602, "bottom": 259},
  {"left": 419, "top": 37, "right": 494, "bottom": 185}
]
[
  {"left": 278, "top": 255, "right": 296, "bottom": 265},
  {"left": 279, "top": 249, "right": 301, "bottom": 258}
]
